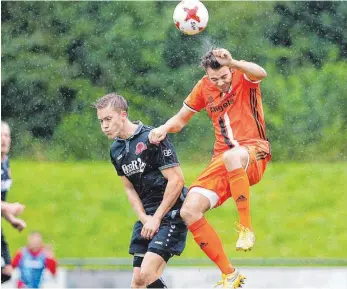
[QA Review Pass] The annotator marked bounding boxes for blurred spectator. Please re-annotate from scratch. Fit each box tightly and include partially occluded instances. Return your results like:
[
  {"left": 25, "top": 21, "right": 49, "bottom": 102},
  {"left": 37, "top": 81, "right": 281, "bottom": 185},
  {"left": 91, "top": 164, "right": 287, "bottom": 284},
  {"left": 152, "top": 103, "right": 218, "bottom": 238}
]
[{"left": 12, "top": 232, "right": 57, "bottom": 288}]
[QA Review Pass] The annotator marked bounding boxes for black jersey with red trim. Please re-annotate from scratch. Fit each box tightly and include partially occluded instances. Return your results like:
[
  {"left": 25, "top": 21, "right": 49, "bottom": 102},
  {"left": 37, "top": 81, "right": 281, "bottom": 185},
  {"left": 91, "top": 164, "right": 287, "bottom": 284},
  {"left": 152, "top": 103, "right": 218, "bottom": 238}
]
[{"left": 110, "top": 121, "right": 187, "bottom": 214}]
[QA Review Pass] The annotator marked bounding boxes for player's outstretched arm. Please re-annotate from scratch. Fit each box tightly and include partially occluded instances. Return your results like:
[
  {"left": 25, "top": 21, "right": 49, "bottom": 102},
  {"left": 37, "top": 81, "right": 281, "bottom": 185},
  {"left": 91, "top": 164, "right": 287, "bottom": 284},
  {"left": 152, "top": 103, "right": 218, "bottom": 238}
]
[
  {"left": 149, "top": 106, "right": 195, "bottom": 144},
  {"left": 121, "top": 176, "right": 149, "bottom": 225}
]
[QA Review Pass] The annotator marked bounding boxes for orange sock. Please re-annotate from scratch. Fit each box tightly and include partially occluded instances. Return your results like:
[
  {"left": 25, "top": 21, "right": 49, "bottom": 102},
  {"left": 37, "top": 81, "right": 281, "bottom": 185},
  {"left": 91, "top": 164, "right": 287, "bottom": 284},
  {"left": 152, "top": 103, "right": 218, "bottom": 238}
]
[
  {"left": 228, "top": 167, "right": 252, "bottom": 229},
  {"left": 189, "top": 217, "right": 234, "bottom": 274}
]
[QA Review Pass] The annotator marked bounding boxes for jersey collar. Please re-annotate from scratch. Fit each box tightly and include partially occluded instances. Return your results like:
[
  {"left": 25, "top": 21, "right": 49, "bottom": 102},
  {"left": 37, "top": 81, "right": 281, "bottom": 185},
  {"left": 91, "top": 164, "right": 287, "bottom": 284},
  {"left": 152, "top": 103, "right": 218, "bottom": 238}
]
[{"left": 115, "top": 121, "right": 143, "bottom": 141}]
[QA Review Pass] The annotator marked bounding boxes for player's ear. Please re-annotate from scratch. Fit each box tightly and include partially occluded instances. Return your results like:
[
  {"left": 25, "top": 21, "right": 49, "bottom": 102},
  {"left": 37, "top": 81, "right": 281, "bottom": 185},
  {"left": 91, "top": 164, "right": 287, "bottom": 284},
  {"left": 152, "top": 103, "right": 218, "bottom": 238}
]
[{"left": 120, "top": 110, "right": 128, "bottom": 119}]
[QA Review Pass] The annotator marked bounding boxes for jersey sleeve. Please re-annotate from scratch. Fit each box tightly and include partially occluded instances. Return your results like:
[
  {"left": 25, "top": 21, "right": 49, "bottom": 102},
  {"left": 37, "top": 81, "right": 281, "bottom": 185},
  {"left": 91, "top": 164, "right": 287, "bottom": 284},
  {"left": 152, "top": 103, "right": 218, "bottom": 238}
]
[
  {"left": 239, "top": 69, "right": 261, "bottom": 88},
  {"left": 154, "top": 137, "right": 180, "bottom": 171},
  {"left": 45, "top": 257, "right": 58, "bottom": 275},
  {"left": 11, "top": 250, "right": 23, "bottom": 268},
  {"left": 110, "top": 149, "right": 125, "bottom": 176},
  {"left": 183, "top": 80, "right": 205, "bottom": 112}
]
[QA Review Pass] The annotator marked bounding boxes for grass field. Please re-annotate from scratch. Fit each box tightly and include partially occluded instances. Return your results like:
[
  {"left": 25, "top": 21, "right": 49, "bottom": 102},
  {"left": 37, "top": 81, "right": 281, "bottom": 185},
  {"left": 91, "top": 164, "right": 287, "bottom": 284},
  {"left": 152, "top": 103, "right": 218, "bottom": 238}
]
[{"left": 3, "top": 160, "right": 347, "bottom": 260}]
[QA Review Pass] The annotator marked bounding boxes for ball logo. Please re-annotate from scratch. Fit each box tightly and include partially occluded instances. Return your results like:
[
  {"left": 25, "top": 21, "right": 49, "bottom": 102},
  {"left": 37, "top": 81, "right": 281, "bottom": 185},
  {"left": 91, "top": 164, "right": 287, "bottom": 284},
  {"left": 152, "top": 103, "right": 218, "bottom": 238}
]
[
  {"left": 184, "top": 6, "right": 200, "bottom": 22},
  {"left": 135, "top": 142, "right": 147, "bottom": 155}
]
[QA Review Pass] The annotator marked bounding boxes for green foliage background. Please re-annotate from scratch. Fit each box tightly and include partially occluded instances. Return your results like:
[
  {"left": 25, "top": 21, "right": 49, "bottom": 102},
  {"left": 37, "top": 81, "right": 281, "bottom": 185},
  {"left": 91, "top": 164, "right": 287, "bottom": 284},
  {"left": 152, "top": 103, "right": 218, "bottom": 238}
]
[{"left": 2, "top": 1, "right": 347, "bottom": 162}]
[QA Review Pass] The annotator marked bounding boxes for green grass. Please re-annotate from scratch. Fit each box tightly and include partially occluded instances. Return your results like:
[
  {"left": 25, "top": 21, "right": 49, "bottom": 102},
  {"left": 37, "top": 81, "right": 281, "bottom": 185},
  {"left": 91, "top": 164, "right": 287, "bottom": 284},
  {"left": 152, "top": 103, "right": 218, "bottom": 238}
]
[{"left": 3, "top": 160, "right": 347, "bottom": 261}]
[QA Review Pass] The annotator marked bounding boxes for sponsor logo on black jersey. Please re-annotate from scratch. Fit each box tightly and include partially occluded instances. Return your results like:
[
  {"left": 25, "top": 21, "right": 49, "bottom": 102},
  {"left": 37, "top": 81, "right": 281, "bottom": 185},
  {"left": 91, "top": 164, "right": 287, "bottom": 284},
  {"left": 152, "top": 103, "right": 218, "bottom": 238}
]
[
  {"left": 122, "top": 158, "right": 146, "bottom": 176},
  {"left": 163, "top": 149, "right": 172, "bottom": 157}
]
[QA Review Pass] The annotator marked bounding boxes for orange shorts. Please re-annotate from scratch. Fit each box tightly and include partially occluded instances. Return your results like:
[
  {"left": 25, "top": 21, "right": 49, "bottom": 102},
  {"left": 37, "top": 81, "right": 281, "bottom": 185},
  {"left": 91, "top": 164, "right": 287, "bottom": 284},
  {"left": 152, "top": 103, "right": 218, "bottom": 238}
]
[{"left": 189, "top": 146, "right": 270, "bottom": 208}]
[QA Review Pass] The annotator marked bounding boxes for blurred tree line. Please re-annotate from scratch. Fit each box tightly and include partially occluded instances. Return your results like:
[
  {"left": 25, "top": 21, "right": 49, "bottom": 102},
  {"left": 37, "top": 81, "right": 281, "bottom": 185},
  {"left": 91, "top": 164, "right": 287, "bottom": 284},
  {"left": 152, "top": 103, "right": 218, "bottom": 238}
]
[{"left": 1, "top": 1, "right": 346, "bottom": 162}]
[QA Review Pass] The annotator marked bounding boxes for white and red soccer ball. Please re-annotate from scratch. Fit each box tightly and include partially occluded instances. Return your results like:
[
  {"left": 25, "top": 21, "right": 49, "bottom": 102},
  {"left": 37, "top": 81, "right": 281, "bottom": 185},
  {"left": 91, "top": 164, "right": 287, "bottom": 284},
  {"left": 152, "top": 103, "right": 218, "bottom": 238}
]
[{"left": 173, "top": 0, "right": 209, "bottom": 35}]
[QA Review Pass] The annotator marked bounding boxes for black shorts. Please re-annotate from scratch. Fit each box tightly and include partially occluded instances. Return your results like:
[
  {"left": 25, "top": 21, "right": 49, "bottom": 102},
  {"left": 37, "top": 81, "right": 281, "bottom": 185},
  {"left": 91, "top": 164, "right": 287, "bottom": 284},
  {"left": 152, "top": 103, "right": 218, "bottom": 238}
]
[
  {"left": 1, "top": 230, "right": 11, "bottom": 268},
  {"left": 129, "top": 209, "right": 187, "bottom": 261}
]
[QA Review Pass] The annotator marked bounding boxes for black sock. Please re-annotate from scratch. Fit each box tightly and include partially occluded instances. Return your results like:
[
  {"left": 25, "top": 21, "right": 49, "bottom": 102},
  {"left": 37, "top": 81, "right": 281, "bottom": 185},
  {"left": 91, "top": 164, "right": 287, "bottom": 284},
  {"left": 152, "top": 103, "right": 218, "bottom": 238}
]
[
  {"left": 1, "top": 273, "right": 11, "bottom": 283},
  {"left": 147, "top": 277, "right": 167, "bottom": 288}
]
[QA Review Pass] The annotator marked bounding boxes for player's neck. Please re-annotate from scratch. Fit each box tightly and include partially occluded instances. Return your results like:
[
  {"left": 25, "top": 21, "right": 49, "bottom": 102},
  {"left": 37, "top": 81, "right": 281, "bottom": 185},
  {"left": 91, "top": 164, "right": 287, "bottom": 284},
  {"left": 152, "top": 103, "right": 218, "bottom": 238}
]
[{"left": 119, "top": 120, "right": 138, "bottom": 139}]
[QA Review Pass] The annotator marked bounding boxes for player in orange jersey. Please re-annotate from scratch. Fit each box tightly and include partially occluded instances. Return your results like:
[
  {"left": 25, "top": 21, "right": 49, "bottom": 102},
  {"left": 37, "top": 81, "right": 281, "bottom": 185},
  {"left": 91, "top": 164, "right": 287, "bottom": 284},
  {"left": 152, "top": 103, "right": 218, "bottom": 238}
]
[{"left": 149, "top": 48, "right": 271, "bottom": 288}]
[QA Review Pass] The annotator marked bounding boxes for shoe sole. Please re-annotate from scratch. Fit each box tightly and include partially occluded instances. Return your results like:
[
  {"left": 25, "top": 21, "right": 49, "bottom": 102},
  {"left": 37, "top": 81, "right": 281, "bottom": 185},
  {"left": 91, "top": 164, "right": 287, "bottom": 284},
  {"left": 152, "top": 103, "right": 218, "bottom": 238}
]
[{"left": 236, "top": 246, "right": 253, "bottom": 252}]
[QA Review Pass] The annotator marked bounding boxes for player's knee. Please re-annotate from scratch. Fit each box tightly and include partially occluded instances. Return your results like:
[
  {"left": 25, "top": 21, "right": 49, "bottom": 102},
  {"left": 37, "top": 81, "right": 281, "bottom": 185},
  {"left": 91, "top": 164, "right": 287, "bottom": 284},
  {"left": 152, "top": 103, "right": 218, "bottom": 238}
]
[
  {"left": 139, "top": 268, "right": 156, "bottom": 286},
  {"left": 223, "top": 149, "right": 248, "bottom": 170},
  {"left": 180, "top": 203, "right": 203, "bottom": 225},
  {"left": 222, "top": 150, "right": 239, "bottom": 164}
]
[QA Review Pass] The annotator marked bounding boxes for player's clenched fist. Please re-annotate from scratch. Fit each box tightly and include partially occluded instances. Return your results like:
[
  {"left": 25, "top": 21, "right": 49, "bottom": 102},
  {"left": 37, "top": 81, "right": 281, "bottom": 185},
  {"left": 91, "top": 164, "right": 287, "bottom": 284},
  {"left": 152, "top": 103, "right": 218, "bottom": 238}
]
[
  {"left": 212, "top": 48, "right": 234, "bottom": 67},
  {"left": 149, "top": 126, "right": 167, "bottom": 144}
]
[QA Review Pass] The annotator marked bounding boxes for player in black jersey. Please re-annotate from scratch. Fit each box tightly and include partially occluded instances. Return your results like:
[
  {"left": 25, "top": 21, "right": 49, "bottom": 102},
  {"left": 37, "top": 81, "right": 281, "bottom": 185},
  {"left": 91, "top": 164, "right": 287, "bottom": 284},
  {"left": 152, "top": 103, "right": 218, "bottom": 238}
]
[
  {"left": 94, "top": 93, "right": 188, "bottom": 288},
  {"left": 1, "top": 121, "right": 26, "bottom": 284}
]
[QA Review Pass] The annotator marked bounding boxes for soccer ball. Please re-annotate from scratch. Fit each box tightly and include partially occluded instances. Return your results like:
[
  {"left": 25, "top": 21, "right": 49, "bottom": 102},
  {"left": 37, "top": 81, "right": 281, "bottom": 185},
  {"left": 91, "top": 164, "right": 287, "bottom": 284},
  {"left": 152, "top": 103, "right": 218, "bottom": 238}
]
[{"left": 173, "top": 0, "right": 209, "bottom": 35}]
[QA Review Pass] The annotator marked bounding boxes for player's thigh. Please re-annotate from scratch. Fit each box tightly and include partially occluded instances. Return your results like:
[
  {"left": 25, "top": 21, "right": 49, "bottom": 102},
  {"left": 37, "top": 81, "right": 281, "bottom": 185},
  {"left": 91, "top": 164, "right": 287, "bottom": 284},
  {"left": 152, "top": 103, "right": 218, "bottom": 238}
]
[
  {"left": 222, "top": 146, "right": 249, "bottom": 170},
  {"left": 245, "top": 146, "right": 270, "bottom": 186},
  {"left": 129, "top": 221, "right": 149, "bottom": 256},
  {"left": 189, "top": 154, "right": 231, "bottom": 207},
  {"left": 182, "top": 190, "right": 211, "bottom": 215},
  {"left": 148, "top": 219, "right": 187, "bottom": 260}
]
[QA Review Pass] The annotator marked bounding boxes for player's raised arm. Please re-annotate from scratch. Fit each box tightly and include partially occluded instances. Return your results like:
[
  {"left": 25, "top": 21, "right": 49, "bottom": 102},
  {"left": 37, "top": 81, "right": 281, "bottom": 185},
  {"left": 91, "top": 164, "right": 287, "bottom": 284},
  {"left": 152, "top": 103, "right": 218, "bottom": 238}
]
[
  {"left": 213, "top": 48, "right": 267, "bottom": 82},
  {"left": 149, "top": 106, "right": 195, "bottom": 144},
  {"left": 121, "top": 176, "right": 149, "bottom": 225}
]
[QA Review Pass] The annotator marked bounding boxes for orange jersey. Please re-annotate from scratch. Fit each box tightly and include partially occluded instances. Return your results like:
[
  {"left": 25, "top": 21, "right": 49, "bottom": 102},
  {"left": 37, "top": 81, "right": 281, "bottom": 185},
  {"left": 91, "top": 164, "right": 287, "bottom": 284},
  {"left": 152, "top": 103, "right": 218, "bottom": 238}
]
[{"left": 184, "top": 70, "right": 271, "bottom": 157}]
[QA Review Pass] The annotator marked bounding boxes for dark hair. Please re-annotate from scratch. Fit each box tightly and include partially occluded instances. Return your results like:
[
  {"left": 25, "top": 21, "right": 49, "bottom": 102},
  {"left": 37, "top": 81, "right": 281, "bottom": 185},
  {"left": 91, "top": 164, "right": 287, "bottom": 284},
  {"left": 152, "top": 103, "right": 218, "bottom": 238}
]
[
  {"left": 93, "top": 92, "right": 128, "bottom": 112},
  {"left": 200, "top": 47, "right": 222, "bottom": 70}
]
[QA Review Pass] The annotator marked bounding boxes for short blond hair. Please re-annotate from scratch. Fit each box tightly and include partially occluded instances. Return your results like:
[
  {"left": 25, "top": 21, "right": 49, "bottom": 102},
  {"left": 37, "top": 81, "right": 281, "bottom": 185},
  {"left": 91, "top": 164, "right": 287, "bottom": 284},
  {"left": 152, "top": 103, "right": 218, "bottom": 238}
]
[
  {"left": 1, "top": 121, "right": 10, "bottom": 134},
  {"left": 93, "top": 93, "right": 128, "bottom": 112}
]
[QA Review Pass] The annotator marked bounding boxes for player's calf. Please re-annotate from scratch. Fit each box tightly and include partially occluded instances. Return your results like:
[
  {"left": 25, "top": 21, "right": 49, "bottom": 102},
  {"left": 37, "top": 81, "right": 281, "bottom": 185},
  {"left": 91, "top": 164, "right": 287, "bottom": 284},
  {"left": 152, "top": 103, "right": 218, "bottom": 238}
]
[
  {"left": 139, "top": 267, "right": 158, "bottom": 287},
  {"left": 180, "top": 191, "right": 211, "bottom": 226}
]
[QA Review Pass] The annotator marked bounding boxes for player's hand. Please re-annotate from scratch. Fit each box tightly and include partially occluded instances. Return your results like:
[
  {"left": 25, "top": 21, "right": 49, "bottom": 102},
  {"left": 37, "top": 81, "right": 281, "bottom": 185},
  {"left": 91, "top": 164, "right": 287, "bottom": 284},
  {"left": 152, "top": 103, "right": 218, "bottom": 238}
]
[
  {"left": 10, "top": 217, "right": 26, "bottom": 232},
  {"left": 149, "top": 127, "right": 167, "bottom": 145},
  {"left": 141, "top": 216, "right": 161, "bottom": 240},
  {"left": 213, "top": 49, "right": 235, "bottom": 67},
  {"left": 8, "top": 202, "right": 25, "bottom": 216}
]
